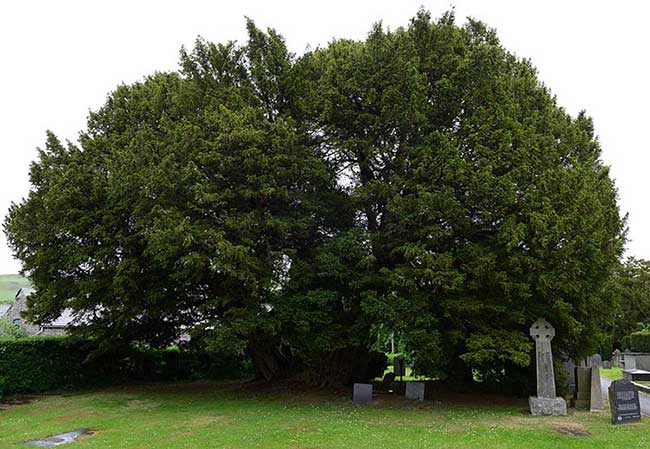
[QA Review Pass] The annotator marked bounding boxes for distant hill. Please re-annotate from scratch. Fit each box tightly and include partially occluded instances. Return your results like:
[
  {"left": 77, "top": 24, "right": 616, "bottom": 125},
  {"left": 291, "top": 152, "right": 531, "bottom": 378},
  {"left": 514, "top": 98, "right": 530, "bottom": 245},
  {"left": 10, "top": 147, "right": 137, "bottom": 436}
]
[{"left": 0, "top": 274, "right": 31, "bottom": 303}]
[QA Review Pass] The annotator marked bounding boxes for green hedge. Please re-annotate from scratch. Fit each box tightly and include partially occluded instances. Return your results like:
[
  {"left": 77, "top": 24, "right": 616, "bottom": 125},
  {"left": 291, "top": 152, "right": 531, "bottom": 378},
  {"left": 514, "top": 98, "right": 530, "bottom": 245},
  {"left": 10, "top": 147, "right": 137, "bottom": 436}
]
[
  {"left": 0, "top": 337, "right": 250, "bottom": 398},
  {"left": 622, "top": 331, "right": 650, "bottom": 352}
]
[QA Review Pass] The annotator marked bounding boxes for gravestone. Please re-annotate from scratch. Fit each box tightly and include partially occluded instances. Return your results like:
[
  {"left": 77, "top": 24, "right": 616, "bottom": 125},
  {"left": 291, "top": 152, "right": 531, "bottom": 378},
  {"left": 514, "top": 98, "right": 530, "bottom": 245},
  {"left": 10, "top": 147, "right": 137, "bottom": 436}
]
[
  {"left": 609, "top": 380, "right": 641, "bottom": 424},
  {"left": 574, "top": 367, "right": 591, "bottom": 409},
  {"left": 528, "top": 318, "right": 567, "bottom": 415},
  {"left": 393, "top": 355, "right": 406, "bottom": 379},
  {"left": 603, "top": 360, "right": 612, "bottom": 369},
  {"left": 590, "top": 366, "right": 604, "bottom": 411},
  {"left": 575, "top": 366, "right": 604, "bottom": 411},
  {"left": 612, "top": 349, "right": 622, "bottom": 368},
  {"left": 624, "top": 353, "right": 637, "bottom": 369},
  {"left": 405, "top": 381, "right": 425, "bottom": 401},
  {"left": 353, "top": 383, "right": 373, "bottom": 404},
  {"left": 580, "top": 354, "right": 604, "bottom": 368},
  {"left": 561, "top": 358, "right": 576, "bottom": 398},
  {"left": 591, "top": 354, "right": 603, "bottom": 368}
]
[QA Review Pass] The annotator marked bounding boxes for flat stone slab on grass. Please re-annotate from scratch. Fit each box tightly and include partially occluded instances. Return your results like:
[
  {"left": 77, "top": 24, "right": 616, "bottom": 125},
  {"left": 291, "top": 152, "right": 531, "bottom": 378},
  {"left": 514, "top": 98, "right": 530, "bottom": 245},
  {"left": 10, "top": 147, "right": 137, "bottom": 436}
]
[
  {"left": 529, "top": 397, "right": 567, "bottom": 416},
  {"left": 623, "top": 369, "right": 650, "bottom": 382},
  {"left": 23, "top": 429, "right": 95, "bottom": 447}
]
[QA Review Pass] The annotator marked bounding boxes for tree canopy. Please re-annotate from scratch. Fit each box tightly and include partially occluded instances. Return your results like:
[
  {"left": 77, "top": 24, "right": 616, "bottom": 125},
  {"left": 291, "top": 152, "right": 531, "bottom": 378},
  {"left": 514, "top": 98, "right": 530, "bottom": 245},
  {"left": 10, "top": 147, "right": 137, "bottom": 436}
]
[{"left": 4, "top": 10, "right": 626, "bottom": 389}]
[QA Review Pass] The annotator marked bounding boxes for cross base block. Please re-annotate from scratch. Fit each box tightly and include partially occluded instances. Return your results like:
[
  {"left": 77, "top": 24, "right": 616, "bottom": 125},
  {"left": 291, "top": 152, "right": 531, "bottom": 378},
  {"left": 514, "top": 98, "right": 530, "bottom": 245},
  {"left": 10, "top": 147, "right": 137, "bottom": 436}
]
[{"left": 529, "top": 397, "right": 567, "bottom": 416}]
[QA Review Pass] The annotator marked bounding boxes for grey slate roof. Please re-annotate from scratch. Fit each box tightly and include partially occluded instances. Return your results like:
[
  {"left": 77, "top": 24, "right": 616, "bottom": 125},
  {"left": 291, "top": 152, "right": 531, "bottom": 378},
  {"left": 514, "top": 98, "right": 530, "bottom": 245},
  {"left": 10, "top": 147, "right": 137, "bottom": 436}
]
[
  {"left": 7, "top": 288, "right": 75, "bottom": 336},
  {"left": 15, "top": 287, "right": 35, "bottom": 300}
]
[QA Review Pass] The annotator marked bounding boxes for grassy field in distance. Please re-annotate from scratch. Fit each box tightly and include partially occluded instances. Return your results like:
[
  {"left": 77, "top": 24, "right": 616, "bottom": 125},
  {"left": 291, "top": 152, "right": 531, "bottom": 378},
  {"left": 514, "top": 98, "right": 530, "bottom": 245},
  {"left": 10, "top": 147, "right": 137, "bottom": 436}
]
[{"left": 0, "top": 274, "right": 31, "bottom": 303}]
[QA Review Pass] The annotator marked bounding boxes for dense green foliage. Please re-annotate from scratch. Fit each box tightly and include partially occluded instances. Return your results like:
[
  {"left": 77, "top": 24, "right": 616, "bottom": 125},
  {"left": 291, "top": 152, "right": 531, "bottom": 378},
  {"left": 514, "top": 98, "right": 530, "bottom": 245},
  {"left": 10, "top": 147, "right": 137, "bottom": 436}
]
[
  {"left": 4, "top": 10, "right": 625, "bottom": 390},
  {"left": 604, "top": 258, "right": 650, "bottom": 350},
  {"left": 0, "top": 337, "right": 247, "bottom": 398},
  {"left": 0, "top": 318, "right": 26, "bottom": 340},
  {"left": 621, "top": 331, "right": 650, "bottom": 352}
]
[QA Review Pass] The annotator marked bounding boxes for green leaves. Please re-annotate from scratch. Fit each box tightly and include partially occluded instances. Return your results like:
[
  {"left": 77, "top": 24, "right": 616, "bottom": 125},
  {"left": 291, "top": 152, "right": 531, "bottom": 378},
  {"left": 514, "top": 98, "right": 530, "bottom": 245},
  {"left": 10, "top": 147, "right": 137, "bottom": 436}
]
[{"left": 4, "top": 10, "right": 626, "bottom": 389}]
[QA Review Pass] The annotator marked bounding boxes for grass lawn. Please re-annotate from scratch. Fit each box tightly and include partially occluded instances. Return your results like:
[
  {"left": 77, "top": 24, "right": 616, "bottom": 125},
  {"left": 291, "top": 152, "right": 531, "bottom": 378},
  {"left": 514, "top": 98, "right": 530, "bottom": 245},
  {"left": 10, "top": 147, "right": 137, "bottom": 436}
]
[
  {"left": 1, "top": 382, "right": 649, "bottom": 448},
  {"left": 0, "top": 274, "right": 31, "bottom": 303},
  {"left": 601, "top": 367, "right": 623, "bottom": 381}
]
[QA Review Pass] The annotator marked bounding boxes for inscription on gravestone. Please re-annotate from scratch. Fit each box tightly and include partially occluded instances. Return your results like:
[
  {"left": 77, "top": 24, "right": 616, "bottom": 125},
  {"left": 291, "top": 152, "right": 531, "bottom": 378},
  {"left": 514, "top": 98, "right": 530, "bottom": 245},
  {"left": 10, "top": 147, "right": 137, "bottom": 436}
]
[{"left": 609, "top": 380, "right": 641, "bottom": 425}]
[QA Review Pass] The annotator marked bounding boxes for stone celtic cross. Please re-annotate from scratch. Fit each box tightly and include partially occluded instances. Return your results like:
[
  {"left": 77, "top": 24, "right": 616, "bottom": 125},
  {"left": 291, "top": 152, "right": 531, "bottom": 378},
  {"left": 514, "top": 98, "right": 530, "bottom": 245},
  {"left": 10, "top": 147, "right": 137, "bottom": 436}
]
[
  {"left": 528, "top": 318, "right": 566, "bottom": 415},
  {"left": 530, "top": 318, "right": 556, "bottom": 398}
]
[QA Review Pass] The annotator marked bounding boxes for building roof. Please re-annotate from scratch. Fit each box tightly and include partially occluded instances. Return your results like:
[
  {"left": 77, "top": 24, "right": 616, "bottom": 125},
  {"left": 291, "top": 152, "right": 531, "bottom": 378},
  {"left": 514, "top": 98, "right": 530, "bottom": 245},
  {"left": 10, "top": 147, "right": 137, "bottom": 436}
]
[
  {"left": 7, "top": 288, "right": 76, "bottom": 331},
  {"left": 46, "top": 308, "right": 76, "bottom": 327},
  {"left": 15, "top": 287, "right": 35, "bottom": 299}
]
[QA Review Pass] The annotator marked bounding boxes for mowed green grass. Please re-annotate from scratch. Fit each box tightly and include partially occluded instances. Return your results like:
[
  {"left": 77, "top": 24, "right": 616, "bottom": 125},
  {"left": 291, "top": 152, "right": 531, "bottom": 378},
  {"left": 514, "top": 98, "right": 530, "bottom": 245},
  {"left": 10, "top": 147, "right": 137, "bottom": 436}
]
[
  {"left": 601, "top": 367, "right": 623, "bottom": 381},
  {"left": 0, "top": 274, "right": 31, "bottom": 302},
  {"left": 1, "top": 382, "right": 649, "bottom": 449}
]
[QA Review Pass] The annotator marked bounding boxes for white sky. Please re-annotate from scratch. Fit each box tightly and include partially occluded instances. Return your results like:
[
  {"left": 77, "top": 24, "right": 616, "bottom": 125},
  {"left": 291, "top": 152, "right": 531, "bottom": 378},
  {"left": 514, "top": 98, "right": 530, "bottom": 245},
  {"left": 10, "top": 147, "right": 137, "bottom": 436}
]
[{"left": 0, "top": 0, "right": 647, "bottom": 274}]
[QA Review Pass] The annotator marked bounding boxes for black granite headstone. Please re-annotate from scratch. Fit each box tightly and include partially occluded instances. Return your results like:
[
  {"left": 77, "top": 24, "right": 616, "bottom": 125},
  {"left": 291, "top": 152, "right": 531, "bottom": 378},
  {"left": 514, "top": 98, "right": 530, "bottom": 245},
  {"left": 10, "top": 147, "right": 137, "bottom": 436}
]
[{"left": 609, "top": 380, "right": 641, "bottom": 425}]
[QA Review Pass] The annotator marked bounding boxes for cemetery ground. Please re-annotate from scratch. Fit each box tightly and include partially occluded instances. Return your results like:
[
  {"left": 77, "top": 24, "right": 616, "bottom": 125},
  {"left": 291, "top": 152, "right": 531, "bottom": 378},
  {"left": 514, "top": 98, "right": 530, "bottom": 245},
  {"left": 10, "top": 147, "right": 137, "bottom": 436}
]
[
  {"left": 601, "top": 367, "right": 623, "bottom": 380},
  {"left": 2, "top": 381, "right": 650, "bottom": 449}
]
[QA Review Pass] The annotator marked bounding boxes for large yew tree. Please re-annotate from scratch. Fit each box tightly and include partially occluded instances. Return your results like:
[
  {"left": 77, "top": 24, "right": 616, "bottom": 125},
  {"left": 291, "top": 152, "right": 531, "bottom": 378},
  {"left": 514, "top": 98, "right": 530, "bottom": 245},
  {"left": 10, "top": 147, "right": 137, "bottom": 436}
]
[{"left": 5, "top": 11, "right": 625, "bottom": 389}]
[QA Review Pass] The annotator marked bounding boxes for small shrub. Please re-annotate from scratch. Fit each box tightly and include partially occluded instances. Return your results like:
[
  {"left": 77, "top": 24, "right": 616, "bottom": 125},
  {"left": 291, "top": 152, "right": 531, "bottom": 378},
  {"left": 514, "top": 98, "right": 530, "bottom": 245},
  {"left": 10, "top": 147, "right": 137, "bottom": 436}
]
[
  {"left": 0, "top": 337, "right": 250, "bottom": 397},
  {"left": 0, "top": 318, "right": 26, "bottom": 340}
]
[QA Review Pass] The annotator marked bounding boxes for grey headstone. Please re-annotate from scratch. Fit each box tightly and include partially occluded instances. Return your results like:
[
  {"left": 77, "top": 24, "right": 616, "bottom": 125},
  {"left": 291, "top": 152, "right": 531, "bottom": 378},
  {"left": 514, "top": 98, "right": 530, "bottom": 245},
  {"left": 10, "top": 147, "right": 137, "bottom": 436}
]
[
  {"left": 590, "top": 366, "right": 604, "bottom": 411},
  {"left": 528, "top": 318, "right": 567, "bottom": 415},
  {"left": 561, "top": 358, "right": 576, "bottom": 397},
  {"left": 580, "top": 354, "right": 603, "bottom": 368},
  {"left": 575, "top": 367, "right": 591, "bottom": 410},
  {"left": 631, "top": 354, "right": 650, "bottom": 371},
  {"left": 612, "top": 349, "right": 622, "bottom": 368},
  {"left": 624, "top": 353, "right": 637, "bottom": 370},
  {"left": 352, "top": 383, "right": 373, "bottom": 404},
  {"left": 603, "top": 360, "right": 612, "bottom": 369},
  {"left": 405, "top": 381, "right": 425, "bottom": 401},
  {"left": 609, "top": 380, "right": 641, "bottom": 425},
  {"left": 591, "top": 354, "right": 603, "bottom": 368}
]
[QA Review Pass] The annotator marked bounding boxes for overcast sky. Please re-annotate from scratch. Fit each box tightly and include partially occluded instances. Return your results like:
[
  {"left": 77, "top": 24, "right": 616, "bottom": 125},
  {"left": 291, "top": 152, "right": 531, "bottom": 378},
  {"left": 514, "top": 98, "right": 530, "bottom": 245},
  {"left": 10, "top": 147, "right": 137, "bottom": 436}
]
[{"left": 0, "top": 0, "right": 647, "bottom": 274}]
